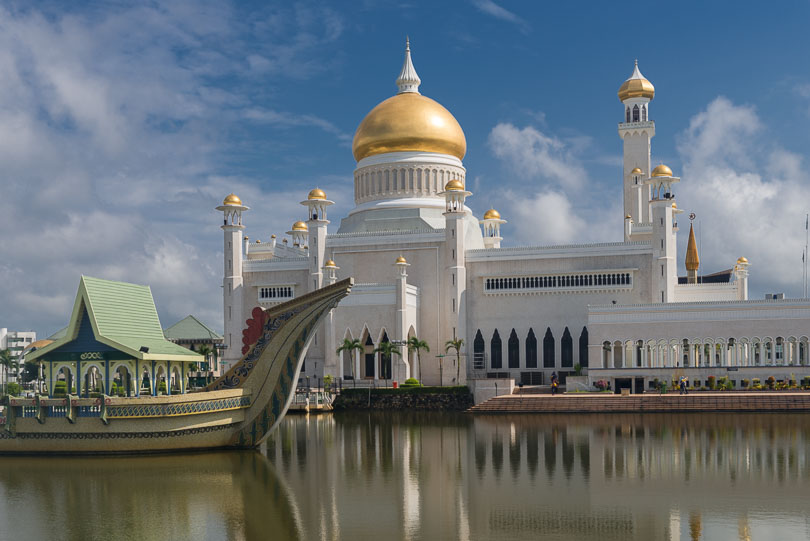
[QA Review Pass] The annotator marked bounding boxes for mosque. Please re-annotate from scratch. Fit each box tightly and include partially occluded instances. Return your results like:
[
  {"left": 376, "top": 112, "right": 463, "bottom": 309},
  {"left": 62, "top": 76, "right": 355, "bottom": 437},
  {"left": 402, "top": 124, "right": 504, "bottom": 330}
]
[{"left": 216, "top": 41, "right": 810, "bottom": 393}]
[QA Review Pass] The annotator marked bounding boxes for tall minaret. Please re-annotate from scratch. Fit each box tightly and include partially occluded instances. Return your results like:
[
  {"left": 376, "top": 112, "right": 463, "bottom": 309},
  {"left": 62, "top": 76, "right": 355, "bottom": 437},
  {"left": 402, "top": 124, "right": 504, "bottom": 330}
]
[
  {"left": 685, "top": 221, "right": 700, "bottom": 284},
  {"left": 441, "top": 179, "right": 470, "bottom": 381},
  {"left": 618, "top": 61, "right": 655, "bottom": 226},
  {"left": 216, "top": 193, "right": 249, "bottom": 373},
  {"left": 301, "top": 188, "right": 334, "bottom": 293}
]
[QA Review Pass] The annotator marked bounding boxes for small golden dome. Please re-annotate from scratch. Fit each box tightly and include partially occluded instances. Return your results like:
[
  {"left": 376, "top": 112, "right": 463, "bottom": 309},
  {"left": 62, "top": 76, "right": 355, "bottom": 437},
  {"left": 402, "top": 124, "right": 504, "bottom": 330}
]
[
  {"left": 630, "top": 167, "right": 643, "bottom": 175},
  {"left": 671, "top": 202, "right": 677, "bottom": 209},
  {"left": 223, "top": 193, "right": 242, "bottom": 206},
  {"left": 651, "top": 164, "right": 673, "bottom": 177},
  {"left": 737, "top": 256, "right": 748, "bottom": 264},
  {"left": 352, "top": 92, "right": 466, "bottom": 162},
  {"left": 271, "top": 234, "right": 276, "bottom": 238},
  {"left": 625, "top": 214, "right": 632, "bottom": 219},
  {"left": 255, "top": 239, "right": 260, "bottom": 243},
  {"left": 444, "top": 179, "right": 464, "bottom": 191},
  {"left": 308, "top": 188, "right": 326, "bottom": 200},
  {"left": 483, "top": 209, "right": 501, "bottom": 220},
  {"left": 292, "top": 221, "right": 308, "bottom": 231},
  {"left": 324, "top": 259, "right": 337, "bottom": 268},
  {"left": 618, "top": 61, "right": 655, "bottom": 102},
  {"left": 395, "top": 255, "right": 407, "bottom": 264}
]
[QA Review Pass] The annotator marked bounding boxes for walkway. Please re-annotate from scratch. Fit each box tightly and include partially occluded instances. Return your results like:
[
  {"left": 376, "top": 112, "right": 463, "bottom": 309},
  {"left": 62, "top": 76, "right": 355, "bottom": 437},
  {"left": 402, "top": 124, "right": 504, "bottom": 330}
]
[{"left": 468, "top": 392, "right": 810, "bottom": 413}]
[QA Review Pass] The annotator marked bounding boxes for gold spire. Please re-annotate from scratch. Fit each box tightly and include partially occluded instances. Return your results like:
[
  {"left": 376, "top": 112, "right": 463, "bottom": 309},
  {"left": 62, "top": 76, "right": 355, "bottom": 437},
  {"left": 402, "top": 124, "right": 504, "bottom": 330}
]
[{"left": 685, "top": 223, "right": 700, "bottom": 272}]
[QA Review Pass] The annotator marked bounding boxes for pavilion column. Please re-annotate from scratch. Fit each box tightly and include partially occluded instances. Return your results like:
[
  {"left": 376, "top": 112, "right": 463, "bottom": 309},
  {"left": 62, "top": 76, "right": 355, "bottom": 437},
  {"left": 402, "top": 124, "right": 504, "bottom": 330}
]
[{"left": 167, "top": 361, "right": 172, "bottom": 396}]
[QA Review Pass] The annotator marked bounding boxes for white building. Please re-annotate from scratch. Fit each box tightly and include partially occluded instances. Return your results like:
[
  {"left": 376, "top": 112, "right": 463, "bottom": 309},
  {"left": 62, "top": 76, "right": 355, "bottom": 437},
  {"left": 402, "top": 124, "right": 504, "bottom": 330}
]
[
  {"left": 0, "top": 328, "right": 36, "bottom": 381},
  {"left": 216, "top": 42, "right": 810, "bottom": 392}
]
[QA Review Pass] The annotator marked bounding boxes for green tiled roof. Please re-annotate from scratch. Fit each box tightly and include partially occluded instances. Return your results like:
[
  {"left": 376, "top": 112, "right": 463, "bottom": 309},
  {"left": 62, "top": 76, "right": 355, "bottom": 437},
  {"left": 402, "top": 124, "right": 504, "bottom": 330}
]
[
  {"left": 164, "top": 315, "right": 223, "bottom": 341},
  {"left": 28, "top": 276, "right": 202, "bottom": 362}
]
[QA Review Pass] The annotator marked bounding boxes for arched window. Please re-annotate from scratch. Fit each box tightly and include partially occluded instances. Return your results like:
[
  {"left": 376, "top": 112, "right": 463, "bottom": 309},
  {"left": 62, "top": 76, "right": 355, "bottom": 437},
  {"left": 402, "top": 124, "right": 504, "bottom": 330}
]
[
  {"left": 508, "top": 329, "right": 520, "bottom": 368},
  {"left": 543, "top": 328, "right": 555, "bottom": 368},
  {"left": 641, "top": 104, "right": 647, "bottom": 121},
  {"left": 579, "top": 327, "right": 589, "bottom": 368},
  {"left": 526, "top": 329, "right": 538, "bottom": 368},
  {"left": 632, "top": 104, "right": 640, "bottom": 122},
  {"left": 473, "top": 330, "right": 485, "bottom": 369},
  {"left": 491, "top": 330, "right": 502, "bottom": 369},
  {"left": 561, "top": 327, "right": 573, "bottom": 367},
  {"left": 625, "top": 107, "right": 631, "bottom": 122}
]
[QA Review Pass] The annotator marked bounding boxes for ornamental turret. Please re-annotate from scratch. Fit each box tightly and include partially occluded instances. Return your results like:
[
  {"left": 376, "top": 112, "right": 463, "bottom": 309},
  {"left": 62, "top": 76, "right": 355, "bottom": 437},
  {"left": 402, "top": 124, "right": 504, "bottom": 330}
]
[
  {"left": 216, "top": 193, "right": 249, "bottom": 373},
  {"left": 481, "top": 208, "right": 506, "bottom": 249}
]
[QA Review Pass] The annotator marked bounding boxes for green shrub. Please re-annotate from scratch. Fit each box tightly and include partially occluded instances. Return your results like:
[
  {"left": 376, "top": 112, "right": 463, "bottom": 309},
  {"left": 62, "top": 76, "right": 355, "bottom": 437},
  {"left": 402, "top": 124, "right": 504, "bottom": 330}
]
[
  {"left": 5, "top": 382, "right": 21, "bottom": 396},
  {"left": 158, "top": 381, "right": 167, "bottom": 393},
  {"left": 340, "top": 386, "right": 469, "bottom": 396},
  {"left": 323, "top": 374, "right": 333, "bottom": 392},
  {"left": 53, "top": 381, "right": 67, "bottom": 396},
  {"left": 766, "top": 376, "right": 776, "bottom": 390},
  {"left": 707, "top": 376, "right": 716, "bottom": 390},
  {"left": 741, "top": 379, "right": 750, "bottom": 388},
  {"left": 402, "top": 378, "right": 420, "bottom": 387},
  {"left": 802, "top": 377, "right": 810, "bottom": 388}
]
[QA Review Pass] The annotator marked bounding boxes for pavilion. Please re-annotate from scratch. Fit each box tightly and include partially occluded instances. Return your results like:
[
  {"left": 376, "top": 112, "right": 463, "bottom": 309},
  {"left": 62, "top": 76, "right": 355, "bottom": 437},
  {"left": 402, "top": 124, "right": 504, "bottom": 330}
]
[{"left": 27, "top": 276, "right": 202, "bottom": 397}]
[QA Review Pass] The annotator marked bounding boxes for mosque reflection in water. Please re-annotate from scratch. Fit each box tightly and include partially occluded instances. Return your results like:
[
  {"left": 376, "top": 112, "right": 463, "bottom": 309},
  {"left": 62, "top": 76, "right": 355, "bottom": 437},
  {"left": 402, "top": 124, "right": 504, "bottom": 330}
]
[
  {"left": 0, "top": 413, "right": 809, "bottom": 540},
  {"left": 267, "top": 412, "right": 810, "bottom": 541}
]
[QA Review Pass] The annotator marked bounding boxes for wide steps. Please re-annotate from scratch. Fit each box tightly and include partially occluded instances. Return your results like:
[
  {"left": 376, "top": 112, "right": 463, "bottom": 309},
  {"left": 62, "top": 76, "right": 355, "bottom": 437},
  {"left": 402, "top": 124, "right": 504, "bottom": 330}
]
[{"left": 468, "top": 392, "right": 810, "bottom": 414}]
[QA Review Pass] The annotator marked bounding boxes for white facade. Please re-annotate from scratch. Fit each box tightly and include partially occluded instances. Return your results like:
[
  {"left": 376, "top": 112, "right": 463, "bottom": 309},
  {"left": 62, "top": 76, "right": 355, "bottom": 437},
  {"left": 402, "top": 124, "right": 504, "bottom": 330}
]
[
  {"left": 217, "top": 46, "right": 810, "bottom": 389},
  {"left": 0, "top": 328, "right": 36, "bottom": 381}
]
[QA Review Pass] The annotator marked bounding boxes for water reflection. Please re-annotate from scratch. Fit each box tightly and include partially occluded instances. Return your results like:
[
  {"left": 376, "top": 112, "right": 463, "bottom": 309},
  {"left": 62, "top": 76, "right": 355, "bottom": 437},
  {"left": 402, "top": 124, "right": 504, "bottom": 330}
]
[{"left": 0, "top": 413, "right": 808, "bottom": 540}]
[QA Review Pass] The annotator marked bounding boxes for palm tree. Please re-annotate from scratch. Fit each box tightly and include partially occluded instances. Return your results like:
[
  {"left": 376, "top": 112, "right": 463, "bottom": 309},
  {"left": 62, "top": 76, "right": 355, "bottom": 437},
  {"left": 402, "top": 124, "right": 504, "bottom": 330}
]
[
  {"left": 406, "top": 336, "right": 430, "bottom": 385},
  {"left": 0, "top": 349, "right": 12, "bottom": 395},
  {"left": 197, "top": 344, "right": 213, "bottom": 371},
  {"left": 336, "top": 338, "right": 363, "bottom": 387},
  {"left": 445, "top": 337, "right": 464, "bottom": 385},
  {"left": 374, "top": 341, "right": 401, "bottom": 388}
]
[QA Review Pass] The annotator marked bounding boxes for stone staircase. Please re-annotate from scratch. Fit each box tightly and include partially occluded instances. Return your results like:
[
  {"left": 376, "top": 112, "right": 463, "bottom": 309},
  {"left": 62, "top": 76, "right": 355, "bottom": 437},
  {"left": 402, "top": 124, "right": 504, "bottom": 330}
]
[
  {"left": 468, "top": 392, "right": 810, "bottom": 414},
  {"left": 513, "top": 385, "right": 552, "bottom": 395}
]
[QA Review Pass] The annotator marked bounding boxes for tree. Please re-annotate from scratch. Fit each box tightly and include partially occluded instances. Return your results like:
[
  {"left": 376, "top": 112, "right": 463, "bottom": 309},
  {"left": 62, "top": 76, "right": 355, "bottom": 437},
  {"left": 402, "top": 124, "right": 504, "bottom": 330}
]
[
  {"left": 406, "top": 337, "right": 430, "bottom": 385},
  {"left": 374, "top": 341, "right": 401, "bottom": 388},
  {"left": 0, "top": 349, "right": 12, "bottom": 395},
  {"left": 336, "top": 338, "right": 363, "bottom": 387},
  {"left": 197, "top": 344, "right": 213, "bottom": 372},
  {"left": 445, "top": 337, "right": 464, "bottom": 385}
]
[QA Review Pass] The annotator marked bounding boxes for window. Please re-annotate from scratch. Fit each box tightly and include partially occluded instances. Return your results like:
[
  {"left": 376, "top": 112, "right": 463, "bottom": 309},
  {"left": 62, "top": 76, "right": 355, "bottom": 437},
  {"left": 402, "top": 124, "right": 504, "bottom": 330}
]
[
  {"left": 543, "top": 328, "right": 555, "bottom": 368},
  {"left": 259, "top": 286, "right": 294, "bottom": 301},
  {"left": 626, "top": 107, "right": 631, "bottom": 122},
  {"left": 632, "top": 104, "right": 640, "bottom": 122},
  {"left": 579, "top": 327, "right": 589, "bottom": 368},
  {"left": 561, "top": 327, "right": 573, "bottom": 367},
  {"left": 642, "top": 104, "right": 647, "bottom": 121},
  {"left": 491, "top": 330, "right": 502, "bottom": 369},
  {"left": 526, "top": 329, "right": 538, "bottom": 368},
  {"left": 473, "top": 330, "right": 485, "bottom": 370},
  {"left": 508, "top": 329, "right": 520, "bottom": 368}
]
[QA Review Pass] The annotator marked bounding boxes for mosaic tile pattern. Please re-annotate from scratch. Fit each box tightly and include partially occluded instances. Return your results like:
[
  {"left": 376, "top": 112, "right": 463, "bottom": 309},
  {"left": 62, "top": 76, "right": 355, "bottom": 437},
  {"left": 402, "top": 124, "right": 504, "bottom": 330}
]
[{"left": 107, "top": 396, "right": 250, "bottom": 418}]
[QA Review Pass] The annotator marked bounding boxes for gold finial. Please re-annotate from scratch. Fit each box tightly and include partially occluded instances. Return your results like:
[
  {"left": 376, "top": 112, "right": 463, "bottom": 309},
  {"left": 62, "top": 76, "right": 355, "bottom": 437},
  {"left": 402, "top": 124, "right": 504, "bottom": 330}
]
[{"left": 685, "top": 223, "right": 700, "bottom": 272}]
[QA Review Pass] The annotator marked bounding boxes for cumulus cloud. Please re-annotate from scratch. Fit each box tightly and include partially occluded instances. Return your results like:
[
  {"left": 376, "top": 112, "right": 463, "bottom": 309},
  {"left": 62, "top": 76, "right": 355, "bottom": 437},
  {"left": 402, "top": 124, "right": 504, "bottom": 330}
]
[
  {"left": 0, "top": 2, "right": 348, "bottom": 335},
  {"left": 676, "top": 97, "right": 810, "bottom": 297}
]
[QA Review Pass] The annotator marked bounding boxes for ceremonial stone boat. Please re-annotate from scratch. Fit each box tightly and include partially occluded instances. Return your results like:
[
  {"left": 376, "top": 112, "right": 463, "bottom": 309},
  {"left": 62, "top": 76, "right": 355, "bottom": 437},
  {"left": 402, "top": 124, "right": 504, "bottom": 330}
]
[{"left": 0, "top": 278, "right": 353, "bottom": 454}]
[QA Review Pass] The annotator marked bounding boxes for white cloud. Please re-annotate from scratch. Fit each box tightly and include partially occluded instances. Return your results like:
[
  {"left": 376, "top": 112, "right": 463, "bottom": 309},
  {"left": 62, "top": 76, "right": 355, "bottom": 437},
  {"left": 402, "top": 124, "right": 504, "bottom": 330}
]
[
  {"left": 676, "top": 97, "right": 810, "bottom": 297},
  {"left": 504, "top": 190, "right": 585, "bottom": 244},
  {"left": 471, "top": 0, "right": 530, "bottom": 33}
]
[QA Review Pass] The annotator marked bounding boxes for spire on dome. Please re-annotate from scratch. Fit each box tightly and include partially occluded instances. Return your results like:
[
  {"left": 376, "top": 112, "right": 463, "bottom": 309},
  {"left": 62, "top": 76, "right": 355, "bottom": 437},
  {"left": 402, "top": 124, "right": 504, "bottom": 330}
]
[{"left": 396, "top": 37, "right": 421, "bottom": 94}]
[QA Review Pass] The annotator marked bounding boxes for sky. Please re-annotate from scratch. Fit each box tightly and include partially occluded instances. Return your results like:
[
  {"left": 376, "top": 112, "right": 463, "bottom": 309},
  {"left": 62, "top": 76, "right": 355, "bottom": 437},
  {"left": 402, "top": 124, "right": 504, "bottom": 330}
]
[{"left": 2, "top": 0, "right": 810, "bottom": 337}]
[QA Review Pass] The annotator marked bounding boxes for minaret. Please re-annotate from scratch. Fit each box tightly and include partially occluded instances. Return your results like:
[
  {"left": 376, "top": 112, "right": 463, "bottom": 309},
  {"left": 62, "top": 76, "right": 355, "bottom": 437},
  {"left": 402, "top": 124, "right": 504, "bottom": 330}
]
[
  {"left": 481, "top": 208, "right": 506, "bottom": 249},
  {"left": 216, "top": 193, "right": 249, "bottom": 373},
  {"left": 322, "top": 259, "right": 339, "bottom": 380},
  {"left": 441, "top": 179, "right": 470, "bottom": 381},
  {"left": 734, "top": 257, "right": 749, "bottom": 300},
  {"left": 685, "top": 222, "right": 700, "bottom": 284},
  {"left": 618, "top": 61, "right": 655, "bottom": 226},
  {"left": 647, "top": 164, "right": 679, "bottom": 302},
  {"left": 301, "top": 188, "right": 334, "bottom": 292}
]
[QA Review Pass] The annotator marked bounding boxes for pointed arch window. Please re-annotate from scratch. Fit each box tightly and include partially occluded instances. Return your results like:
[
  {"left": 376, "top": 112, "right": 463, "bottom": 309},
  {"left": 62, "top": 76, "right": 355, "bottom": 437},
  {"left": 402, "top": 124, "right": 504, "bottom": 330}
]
[
  {"left": 561, "top": 327, "right": 573, "bottom": 367},
  {"left": 625, "top": 106, "right": 631, "bottom": 123},
  {"left": 526, "top": 329, "right": 538, "bottom": 369},
  {"left": 632, "top": 104, "right": 640, "bottom": 122},
  {"left": 379, "top": 331, "right": 392, "bottom": 380},
  {"left": 508, "top": 329, "right": 520, "bottom": 368},
  {"left": 641, "top": 104, "right": 647, "bottom": 121},
  {"left": 473, "top": 330, "right": 485, "bottom": 370},
  {"left": 543, "top": 328, "right": 555, "bottom": 368},
  {"left": 579, "top": 327, "right": 589, "bottom": 368},
  {"left": 491, "top": 330, "right": 502, "bottom": 369}
]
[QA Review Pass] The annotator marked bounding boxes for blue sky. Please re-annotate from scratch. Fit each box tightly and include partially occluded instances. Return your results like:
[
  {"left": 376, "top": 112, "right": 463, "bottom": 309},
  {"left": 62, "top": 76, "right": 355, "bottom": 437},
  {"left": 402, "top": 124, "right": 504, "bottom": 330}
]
[{"left": 2, "top": 0, "right": 810, "bottom": 336}]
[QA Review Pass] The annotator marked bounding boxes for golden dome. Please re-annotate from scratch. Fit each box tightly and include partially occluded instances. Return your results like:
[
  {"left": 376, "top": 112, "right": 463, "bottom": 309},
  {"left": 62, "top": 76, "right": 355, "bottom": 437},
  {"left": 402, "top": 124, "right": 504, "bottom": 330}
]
[
  {"left": 444, "top": 179, "right": 465, "bottom": 191},
  {"left": 324, "top": 259, "right": 337, "bottom": 268},
  {"left": 352, "top": 92, "right": 466, "bottom": 162},
  {"left": 618, "top": 61, "right": 655, "bottom": 101},
  {"left": 737, "top": 256, "right": 748, "bottom": 264},
  {"left": 395, "top": 255, "right": 407, "bottom": 264},
  {"left": 630, "top": 167, "right": 643, "bottom": 175},
  {"left": 308, "top": 188, "right": 326, "bottom": 200},
  {"left": 672, "top": 202, "right": 677, "bottom": 209},
  {"left": 625, "top": 214, "right": 632, "bottom": 219},
  {"left": 222, "top": 193, "right": 242, "bottom": 206},
  {"left": 651, "top": 164, "right": 673, "bottom": 177},
  {"left": 483, "top": 209, "right": 501, "bottom": 220},
  {"left": 292, "top": 221, "right": 308, "bottom": 231}
]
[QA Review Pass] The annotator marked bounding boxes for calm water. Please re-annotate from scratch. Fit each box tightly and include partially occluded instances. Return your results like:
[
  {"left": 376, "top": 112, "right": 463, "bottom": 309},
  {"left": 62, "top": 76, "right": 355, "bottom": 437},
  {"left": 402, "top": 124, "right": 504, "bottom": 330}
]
[{"left": 1, "top": 412, "right": 809, "bottom": 540}]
